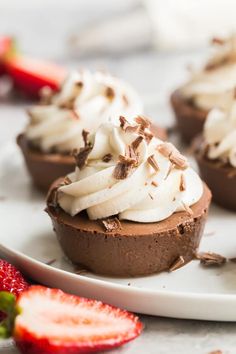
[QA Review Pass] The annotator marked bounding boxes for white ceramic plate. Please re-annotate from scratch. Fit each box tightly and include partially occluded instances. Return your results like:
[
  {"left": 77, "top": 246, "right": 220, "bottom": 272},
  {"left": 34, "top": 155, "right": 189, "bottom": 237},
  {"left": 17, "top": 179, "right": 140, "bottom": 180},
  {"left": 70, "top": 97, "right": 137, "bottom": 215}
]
[{"left": 1, "top": 143, "right": 236, "bottom": 321}]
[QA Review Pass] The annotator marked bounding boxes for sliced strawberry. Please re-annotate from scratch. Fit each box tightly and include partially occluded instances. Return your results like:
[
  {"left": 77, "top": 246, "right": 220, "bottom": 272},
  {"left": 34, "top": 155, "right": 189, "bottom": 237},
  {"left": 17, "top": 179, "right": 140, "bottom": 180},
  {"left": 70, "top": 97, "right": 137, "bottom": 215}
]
[
  {"left": 14, "top": 286, "right": 142, "bottom": 354},
  {"left": 0, "top": 36, "right": 15, "bottom": 76},
  {"left": 5, "top": 56, "right": 67, "bottom": 97}
]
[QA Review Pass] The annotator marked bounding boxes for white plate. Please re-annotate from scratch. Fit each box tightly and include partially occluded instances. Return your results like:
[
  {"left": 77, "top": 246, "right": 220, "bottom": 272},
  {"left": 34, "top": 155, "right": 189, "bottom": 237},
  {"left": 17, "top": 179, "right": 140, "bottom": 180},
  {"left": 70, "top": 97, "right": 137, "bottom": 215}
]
[{"left": 1, "top": 143, "right": 236, "bottom": 321}]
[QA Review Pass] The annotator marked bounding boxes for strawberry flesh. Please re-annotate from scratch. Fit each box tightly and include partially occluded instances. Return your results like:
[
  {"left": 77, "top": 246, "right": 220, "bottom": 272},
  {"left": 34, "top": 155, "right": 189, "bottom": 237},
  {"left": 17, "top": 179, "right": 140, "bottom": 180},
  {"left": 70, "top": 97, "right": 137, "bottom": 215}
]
[{"left": 14, "top": 286, "right": 142, "bottom": 354}]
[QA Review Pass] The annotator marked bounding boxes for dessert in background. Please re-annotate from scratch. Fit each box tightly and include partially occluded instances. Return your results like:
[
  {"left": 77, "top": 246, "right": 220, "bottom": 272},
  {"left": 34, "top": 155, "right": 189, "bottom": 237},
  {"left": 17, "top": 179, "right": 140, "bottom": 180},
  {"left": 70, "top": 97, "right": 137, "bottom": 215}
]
[
  {"left": 171, "top": 35, "right": 236, "bottom": 143},
  {"left": 46, "top": 116, "right": 211, "bottom": 277},
  {"left": 194, "top": 94, "right": 236, "bottom": 211},
  {"left": 17, "top": 69, "right": 166, "bottom": 191}
]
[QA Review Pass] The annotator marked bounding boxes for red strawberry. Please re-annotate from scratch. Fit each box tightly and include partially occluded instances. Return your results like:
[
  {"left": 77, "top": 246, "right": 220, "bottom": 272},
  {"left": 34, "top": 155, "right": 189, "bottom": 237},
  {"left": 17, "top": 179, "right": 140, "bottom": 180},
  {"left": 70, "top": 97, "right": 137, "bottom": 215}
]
[
  {"left": 13, "top": 286, "right": 142, "bottom": 354},
  {"left": 0, "top": 259, "right": 28, "bottom": 297},
  {"left": 5, "top": 55, "right": 67, "bottom": 98},
  {"left": 0, "top": 259, "right": 28, "bottom": 323},
  {"left": 0, "top": 36, "right": 15, "bottom": 76}
]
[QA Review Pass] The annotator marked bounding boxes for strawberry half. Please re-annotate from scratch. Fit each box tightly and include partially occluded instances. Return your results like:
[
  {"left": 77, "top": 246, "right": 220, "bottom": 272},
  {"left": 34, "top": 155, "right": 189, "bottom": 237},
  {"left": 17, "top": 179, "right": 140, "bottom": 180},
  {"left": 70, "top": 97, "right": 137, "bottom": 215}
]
[
  {"left": 5, "top": 56, "right": 66, "bottom": 98},
  {"left": 13, "top": 286, "right": 142, "bottom": 354}
]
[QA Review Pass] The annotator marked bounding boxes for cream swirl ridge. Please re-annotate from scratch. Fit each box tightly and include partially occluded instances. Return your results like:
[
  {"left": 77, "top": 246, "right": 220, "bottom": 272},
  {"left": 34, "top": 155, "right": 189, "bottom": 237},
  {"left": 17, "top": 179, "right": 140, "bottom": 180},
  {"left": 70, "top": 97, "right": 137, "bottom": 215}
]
[
  {"left": 58, "top": 117, "right": 203, "bottom": 223},
  {"left": 204, "top": 97, "right": 236, "bottom": 167},
  {"left": 25, "top": 70, "right": 143, "bottom": 153},
  {"left": 181, "top": 35, "right": 236, "bottom": 111}
]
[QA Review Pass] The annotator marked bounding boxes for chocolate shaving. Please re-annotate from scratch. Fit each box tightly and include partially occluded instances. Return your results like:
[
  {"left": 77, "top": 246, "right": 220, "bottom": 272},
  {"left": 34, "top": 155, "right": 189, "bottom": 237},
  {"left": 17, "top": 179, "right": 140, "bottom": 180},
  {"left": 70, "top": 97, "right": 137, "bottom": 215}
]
[
  {"left": 156, "top": 142, "right": 175, "bottom": 158},
  {"left": 135, "top": 115, "right": 151, "bottom": 130},
  {"left": 105, "top": 86, "right": 115, "bottom": 100},
  {"left": 147, "top": 155, "right": 159, "bottom": 172},
  {"left": 124, "top": 125, "right": 139, "bottom": 133},
  {"left": 143, "top": 130, "right": 153, "bottom": 144},
  {"left": 63, "top": 176, "right": 71, "bottom": 185},
  {"left": 151, "top": 181, "right": 158, "bottom": 187},
  {"left": 47, "top": 187, "right": 58, "bottom": 209},
  {"left": 70, "top": 110, "right": 80, "bottom": 120},
  {"left": 148, "top": 193, "right": 154, "bottom": 200},
  {"left": 196, "top": 252, "right": 226, "bottom": 267},
  {"left": 119, "top": 116, "right": 130, "bottom": 130},
  {"left": 131, "top": 136, "right": 143, "bottom": 151},
  {"left": 169, "top": 152, "right": 188, "bottom": 170},
  {"left": 122, "top": 94, "right": 129, "bottom": 106},
  {"left": 212, "top": 37, "right": 225, "bottom": 45},
  {"left": 169, "top": 256, "right": 185, "bottom": 272},
  {"left": 82, "top": 130, "right": 89, "bottom": 146},
  {"left": 113, "top": 155, "right": 135, "bottom": 180},
  {"left": 102, "top": 153, "right": 113, "bottom": 163},
  {"left": 179, "top": 174, "right": 186, "bottom": 191},
  {"left": 101, "top": 217, "right": 121, "bottom": 232},
  {"left": 73, "top": 145, "right": 92, "bottom": 169}
]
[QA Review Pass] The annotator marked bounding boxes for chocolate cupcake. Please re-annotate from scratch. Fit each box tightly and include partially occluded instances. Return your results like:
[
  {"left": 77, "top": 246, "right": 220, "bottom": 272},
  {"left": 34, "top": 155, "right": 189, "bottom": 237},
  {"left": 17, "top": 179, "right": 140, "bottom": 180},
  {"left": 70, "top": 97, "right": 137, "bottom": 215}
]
[
  {"left": 18, "top": 70, "right": 165, "bottom": 191},
  {"left": 171, "top": 35, "right": 236, "bottom": 143},
  {"left": 194, "top": 95, "right": 236, "bottom": 211},
  {"left": 46, "top": 116, "right": 211, "bottom": 277}
]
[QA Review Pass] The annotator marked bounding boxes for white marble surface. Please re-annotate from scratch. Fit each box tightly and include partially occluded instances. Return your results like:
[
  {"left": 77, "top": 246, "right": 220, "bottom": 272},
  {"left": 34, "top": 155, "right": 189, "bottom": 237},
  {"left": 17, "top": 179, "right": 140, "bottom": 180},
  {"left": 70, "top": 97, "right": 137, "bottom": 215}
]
[{"left": 0, "top": 1, "right": 235, "bottom": 353}]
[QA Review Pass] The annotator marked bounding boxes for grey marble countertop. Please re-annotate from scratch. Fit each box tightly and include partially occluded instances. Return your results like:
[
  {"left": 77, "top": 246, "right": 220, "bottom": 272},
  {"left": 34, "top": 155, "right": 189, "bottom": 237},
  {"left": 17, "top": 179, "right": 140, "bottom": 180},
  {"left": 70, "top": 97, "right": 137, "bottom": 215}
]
[{"left": 0, "top": 1, "right": 235, "bottom": 353}]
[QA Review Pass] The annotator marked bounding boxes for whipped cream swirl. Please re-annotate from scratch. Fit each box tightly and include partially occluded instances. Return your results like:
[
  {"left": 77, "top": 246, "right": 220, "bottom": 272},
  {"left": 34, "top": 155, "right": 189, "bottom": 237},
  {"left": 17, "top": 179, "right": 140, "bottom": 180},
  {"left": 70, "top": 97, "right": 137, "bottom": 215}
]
[
  {"left": 204, "top": 97, "right": 236, "bottom": 167},
  {"left": 25, "top": 70, "right": 143, "bottom": 153},
  {"left": 58, "top": 117, "right": 203, "bottom": 223},
  {"left": 181, "top": 35, "right": 236, "bottom": 111}
]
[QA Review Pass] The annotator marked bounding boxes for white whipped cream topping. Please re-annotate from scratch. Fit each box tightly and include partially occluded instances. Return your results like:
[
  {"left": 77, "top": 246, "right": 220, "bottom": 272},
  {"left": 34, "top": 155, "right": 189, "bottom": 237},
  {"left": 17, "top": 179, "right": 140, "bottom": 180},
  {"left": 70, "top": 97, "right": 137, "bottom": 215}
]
[
  {"left": 25, "top": 70, "right": 143, "bottom": 153},
  {"left": 181, "top": 36, "right": 236, "bottom": 111},
  {"left": 58, "top": 120, "right": 203, "bottom": 223},
  {"left": 204, "top": 99, "right": 236, "bottom": 167}
]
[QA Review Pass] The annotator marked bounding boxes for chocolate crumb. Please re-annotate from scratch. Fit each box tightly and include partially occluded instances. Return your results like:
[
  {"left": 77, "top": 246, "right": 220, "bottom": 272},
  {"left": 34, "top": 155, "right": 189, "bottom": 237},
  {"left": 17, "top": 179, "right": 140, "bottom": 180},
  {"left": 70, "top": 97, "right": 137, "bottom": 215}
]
[
  {"left": 127, "top": 282, "right": 131, "bottom": 286},
  {"left": 169, "top": 256, "right": 185, "bottom": 272},
  {"left": 102, "top": 153, "right": 113, "bottom": 163},
  {"left": 102, "top": 217, "right": 122, "bottom": 232},
  {"left": 147, "top": 155, "right": 159, "bottom": 172},
  {"left": 179, "top": 174, "right": 186, "bottom": 191},
  {"left": 197, "top": 252, "right": 226, "bottom": 267}
]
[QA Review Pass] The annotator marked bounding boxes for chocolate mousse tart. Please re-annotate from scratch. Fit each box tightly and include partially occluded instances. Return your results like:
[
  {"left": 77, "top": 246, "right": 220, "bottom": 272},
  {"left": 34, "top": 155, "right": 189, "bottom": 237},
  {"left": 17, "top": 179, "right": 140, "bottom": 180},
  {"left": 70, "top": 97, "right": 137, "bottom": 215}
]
[
  {"left": 17, "top": 70, "right": 166, "bottom": 192},
  {"left": 193, "top": 100, "right": 236, "bottom": 211},
  {"left": 46, "top": 116, "right": 211, "bottom": 277},
  {"left": 171, "top": 35, "right": 236, "bottom": 143}
]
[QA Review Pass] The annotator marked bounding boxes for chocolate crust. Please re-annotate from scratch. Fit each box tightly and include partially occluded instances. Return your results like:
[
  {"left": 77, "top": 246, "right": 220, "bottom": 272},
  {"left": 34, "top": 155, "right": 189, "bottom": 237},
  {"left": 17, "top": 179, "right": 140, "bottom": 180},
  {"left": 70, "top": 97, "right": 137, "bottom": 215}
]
[
  {"left": 46, "top": 179, "right": 211, "bottom": 277},
  {"left": 194, "top": 136, "right": 236, "bottom": 211},
  {"left": 17, "top": 124, "right": 167, "bottom": 192},
  {"left": 17, "top": 134, "right": 75, "bottom": 192},
  {"left": 170, "top": 89, "right": 208, "bottom": 144}
]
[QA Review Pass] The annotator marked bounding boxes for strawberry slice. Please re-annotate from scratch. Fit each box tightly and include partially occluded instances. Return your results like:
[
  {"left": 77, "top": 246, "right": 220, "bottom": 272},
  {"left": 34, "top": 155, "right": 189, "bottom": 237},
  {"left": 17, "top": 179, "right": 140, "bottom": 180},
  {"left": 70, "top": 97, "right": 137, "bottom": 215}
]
[
  {"left": 0, "top": 36, "right": 15, "bottom": 76},
  {"left": 5, "top": 56, "right": 67, "bottom": 98},
  {"left": 12, "top": 286, "right": 142, "bottom": 354}
]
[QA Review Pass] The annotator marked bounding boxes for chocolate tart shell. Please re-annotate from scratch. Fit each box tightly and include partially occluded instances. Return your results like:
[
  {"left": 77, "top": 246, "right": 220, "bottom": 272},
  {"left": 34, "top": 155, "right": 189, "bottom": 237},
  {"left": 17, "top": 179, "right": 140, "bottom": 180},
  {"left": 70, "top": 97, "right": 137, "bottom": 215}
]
[
  {"left": 17, "top": 124, "right": 167, "bottom": 193},
  {"left": 194, "top": 136, "right": 236, "bottom": 211},
  {"left": 17, "top": 134, "right": 74, "bottom": 192},
  {"left": 170, "top": 89, "right": 208, "bottom": 144},
  {"left": 46, "top": 179, "right": 211, "bottom": 277}
]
